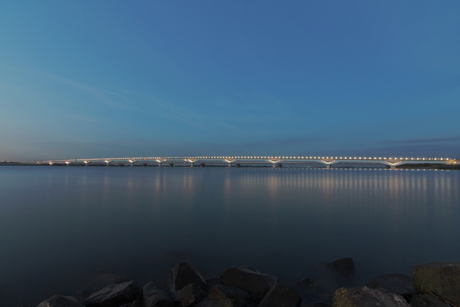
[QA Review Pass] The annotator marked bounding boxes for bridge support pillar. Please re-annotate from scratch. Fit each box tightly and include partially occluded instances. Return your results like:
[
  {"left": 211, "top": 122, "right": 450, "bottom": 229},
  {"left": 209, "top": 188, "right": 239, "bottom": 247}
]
[{"left": 326, "top": 164, "right": 331, "bottom": 169}]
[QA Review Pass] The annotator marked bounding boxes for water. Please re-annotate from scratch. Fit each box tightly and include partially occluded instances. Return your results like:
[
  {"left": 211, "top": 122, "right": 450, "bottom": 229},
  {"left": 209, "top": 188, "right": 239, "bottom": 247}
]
[{"left": 0, "top": 166, "right": 459, "bottom": 306}]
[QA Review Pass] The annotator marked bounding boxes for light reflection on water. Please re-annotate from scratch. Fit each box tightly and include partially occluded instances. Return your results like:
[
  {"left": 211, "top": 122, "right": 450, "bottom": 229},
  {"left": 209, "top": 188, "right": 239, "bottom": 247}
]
[{"left": 0, "top": 167, "right": 459, "bottom": 306}]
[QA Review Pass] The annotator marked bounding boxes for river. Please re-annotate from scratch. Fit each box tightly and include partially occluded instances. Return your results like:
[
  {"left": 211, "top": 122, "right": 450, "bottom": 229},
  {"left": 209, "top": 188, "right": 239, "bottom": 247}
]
[{"left": 0, "top": 166, "right": 459, "bottom": 306}]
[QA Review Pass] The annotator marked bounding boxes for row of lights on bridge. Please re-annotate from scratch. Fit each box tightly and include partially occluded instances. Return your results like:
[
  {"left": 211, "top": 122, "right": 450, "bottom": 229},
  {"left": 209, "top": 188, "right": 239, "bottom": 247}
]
[
  {"left": 178, "top": 156, "right": 450, "bottom": 161},
  {"left": 49, "top": 156, "right": 453, "bottom": 163}
]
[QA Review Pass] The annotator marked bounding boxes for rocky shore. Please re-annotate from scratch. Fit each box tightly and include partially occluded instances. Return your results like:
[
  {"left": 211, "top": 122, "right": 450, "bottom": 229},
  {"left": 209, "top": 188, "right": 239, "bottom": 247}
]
[{"left": 25, "top": 260, "right": 460, "bottom": 307}]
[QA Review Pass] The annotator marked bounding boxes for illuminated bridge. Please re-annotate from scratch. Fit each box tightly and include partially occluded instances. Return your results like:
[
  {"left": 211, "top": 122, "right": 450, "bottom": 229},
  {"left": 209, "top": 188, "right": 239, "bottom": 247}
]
[{"left": 35, "top": 156, "right": 457, "bottom": 169}]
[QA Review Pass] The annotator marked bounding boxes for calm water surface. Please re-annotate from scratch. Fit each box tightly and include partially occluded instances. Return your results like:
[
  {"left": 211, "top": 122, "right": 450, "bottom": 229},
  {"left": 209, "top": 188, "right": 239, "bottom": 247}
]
[{"left": 0, "top": 166, "right": 459, "bottom": 306}]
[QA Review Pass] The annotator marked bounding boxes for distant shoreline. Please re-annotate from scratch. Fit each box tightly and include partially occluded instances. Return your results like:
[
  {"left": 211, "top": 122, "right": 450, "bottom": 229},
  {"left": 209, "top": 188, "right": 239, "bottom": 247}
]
[{"left": 1, "top": 162, "right": 458, "bottom": 170}]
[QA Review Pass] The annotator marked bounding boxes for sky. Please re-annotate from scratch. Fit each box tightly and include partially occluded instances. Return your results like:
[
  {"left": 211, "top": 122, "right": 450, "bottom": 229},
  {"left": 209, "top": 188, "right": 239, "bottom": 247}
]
[{"left": 0, "top": 1, "right": 459, "bottom": 161}]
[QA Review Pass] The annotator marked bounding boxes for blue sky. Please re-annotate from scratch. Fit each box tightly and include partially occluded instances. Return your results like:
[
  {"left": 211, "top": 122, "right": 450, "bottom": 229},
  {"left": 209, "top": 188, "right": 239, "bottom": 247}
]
[{"left": 1, "top": 1, "right": 459, "bottom": 160}]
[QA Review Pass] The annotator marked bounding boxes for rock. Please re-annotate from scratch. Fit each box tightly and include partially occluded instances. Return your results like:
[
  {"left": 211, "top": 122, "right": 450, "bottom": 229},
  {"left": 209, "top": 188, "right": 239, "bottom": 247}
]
[
  {"left": 327, "top": 258, "right": 355, "bottom": 276},
  {"left": 332, "top": 286, "right": 410, "bottom": 307},
  {"left": 83, "top": 280, "right": 142, "bottom": 307},
  {"left": 221, "top": 266, "right": 277, "bottom": 299},
  {"left": 207, "top": 284, "right": 250, "bottom": 305},
  {"left": 259, "top": 283, "right": 301, "bottom": 307},
  {"left": 367, "top": 274, "right": 416, "bottom": 299},
  {"left": 142, "top": 282, "right": 174, "bottom": 307},
  {"left": 77, "top": 273, "right": 128, "bottom": 301},
  {"left": 37, "top": 295, "right": 84, "bottom": 307},
  {"left": 205, "top": 277, "right": 222, "bottom": 292},
  {"left": 295, "top": 278, "right": 316, "bottom": 289},
  {"left": 169, "top": 262, "right": 207, "bottom": 306},
  {"left": 412, "top": 262, "right": 460, "bottom": 306},
  {"left": 195, "top": 298, "right": 237, "bottom": 307},
  {"left": 410, "top": 294, "right": 450, "bottom": 307},
  {"left": 305, "top": 303, "right": 331, "bottom": 307},
  {"left": 120, "top": 301, "right": 142, "bottom": 307}
]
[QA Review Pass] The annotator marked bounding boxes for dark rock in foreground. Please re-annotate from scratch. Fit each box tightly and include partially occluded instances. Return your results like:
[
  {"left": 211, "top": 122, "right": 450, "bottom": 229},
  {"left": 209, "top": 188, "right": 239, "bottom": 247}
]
[
  {"left": 366, "top": 274, "right": 415, "bottom": 299},
  {"left": 295, "top": 278, "right": 316, "bottom": 289},
  {"left": 37, "top": 295, "right": 85, "bottom": 307},
  {"left": 83, "top": 280, "right": 141, "bottom": 307},
  {"left": 259, "top": 282, "right": 301, "bottom": 307},
  {"left": 207, "top": 284, "right": 250, "bottom": 305},
  {"left": 410, "top": 293, "right": 450, "bottom": 307},
  {"left": 332, "top": 286, "right": 410, "bottom": 307},
  {"left": 142, "top": 282, "right": 174, "bottom": 307},
  {"left": 327, "top": 258, "right": 355, "bottom": 276},
  {"left": 412, "top": 262, "right": 460, "bottom": 306},
  {"left": 221, "top": 266, "right": 277, "bottom": 299},
  {"left": 77, "top": 273, "right": 128, "bottom": 301},
  {"left": 169, "top": 262, "right": 207, "bottom": 306}
]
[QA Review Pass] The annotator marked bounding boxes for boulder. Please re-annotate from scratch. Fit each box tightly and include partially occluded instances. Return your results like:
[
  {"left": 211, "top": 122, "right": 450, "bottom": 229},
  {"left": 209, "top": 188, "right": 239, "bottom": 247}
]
[
  {"left": 221, "top": 266, "right": 277, "bottom": 299},
  {"left": 410, "top": 294, "right": 450, "bottom": 307},
  {"left": 120, "top": 301, "right": 142, "bottom": 307},
  {"left": 83, "top": 280, "right": 141, "bottom": 307},
  {"left": 332, "top": 286, "right": 410, "bottom": 307},
  {"left": 37, "top": 295, "right": 84, "bottom": 307},
  {"left": 295, "top": 278, "right": 316, "bottom": 290},
  {"left": 77, "top": 273, "right": 128, "bottom": 301},
  {"left": 169, "top": 262, "right": 207, "bottom": 306},
  {"left": 195, "top": 298, "right": 237, "bottom": 307},
  {"left": 327, "top": 258, "right": 355, "bottom": 276},
  {"left": 259, "top": 283, "right": 301, "bottom": 307},
  {"left": 205, "top": 277, "right": 222, "bottom": 291},
  {"left": 142, "top": 282, "right": 174, "bottom": 307},
  {"left": 366, "top": 274, "right": 416, "bottom": 299},
  {"left": 412, "top": 262, "right": 460, "bottom": 306},
  {"left": 207, "top": 284, "right": 250, "bottom": 305}
]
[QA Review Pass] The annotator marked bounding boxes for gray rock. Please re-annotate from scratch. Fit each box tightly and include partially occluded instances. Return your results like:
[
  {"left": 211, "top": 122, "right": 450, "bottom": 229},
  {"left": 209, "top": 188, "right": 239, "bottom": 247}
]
[
  {"left": 327, "top": 258, "right": 355, "bottom": 276},
  {"left": 142, "top": 282, "right": 174, "bottom": 307},
  {"left": 332, "top": 286, "right": 410, "bottom": 307},
  {"left": 83, "top": 280, "right": 141, "bottom": 307},
  {"left": 205, "top": 277, "right": 222, "bottom": 290},
  {"left": 77, "top": 273, "right": 127, "bottom": 301},
  {"left": 367, "top": 274, "right": 415, "bottom": 299},
  {"left": 259, "top": 283, "right": 301, "bottom": 307},
  {"left": 410, "top": 294, "right": 450, "bottom": 307},
  {"left": 221, "top": 266, "right": 277, "bottom": 299},
  {"left": 195, "top": 298, "right": 237, "bottom": 307},
  {"left": 169, "top": 262, "right": 207, "bottom": 306},
  {"left": 37, "top": 295, "right": 85, "bottom": 307},
  {"left": 412, "top": 262, "right": 460, "bottom": 306},
  {"left": 295, "top": 278, "right": 316, "bottom": 289},
  {"left": 207, "top": 284, "right": 250, "bottom": 305}
]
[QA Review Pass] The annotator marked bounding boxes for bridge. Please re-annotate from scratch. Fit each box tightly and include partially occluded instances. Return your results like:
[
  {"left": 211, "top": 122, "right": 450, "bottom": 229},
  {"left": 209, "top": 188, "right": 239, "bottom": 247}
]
[{"left": 33, "top": 156, "right": 457, "bottom": 169}]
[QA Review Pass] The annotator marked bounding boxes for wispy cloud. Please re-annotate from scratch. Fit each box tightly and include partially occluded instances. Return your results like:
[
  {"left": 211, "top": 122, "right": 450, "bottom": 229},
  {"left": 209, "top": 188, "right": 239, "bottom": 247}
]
[{"left": 38, "top": 71, "right": 131, "bottom": 111}]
